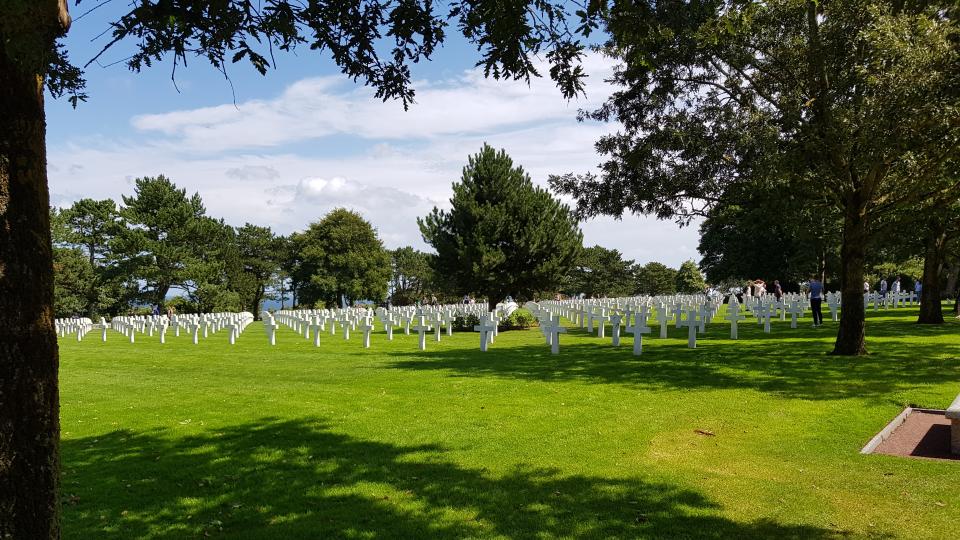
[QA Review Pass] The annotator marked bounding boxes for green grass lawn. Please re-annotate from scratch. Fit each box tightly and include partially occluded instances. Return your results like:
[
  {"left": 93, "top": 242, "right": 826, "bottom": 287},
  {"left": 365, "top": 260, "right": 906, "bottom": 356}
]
[{"left": 59, "top": 305, "right": 960, "bottom": 539}]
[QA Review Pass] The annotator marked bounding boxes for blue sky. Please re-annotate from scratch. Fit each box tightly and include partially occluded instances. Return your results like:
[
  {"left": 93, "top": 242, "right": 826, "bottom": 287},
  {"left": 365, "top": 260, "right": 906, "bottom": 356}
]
[{"left": 47, "top": 2, "right": 700, "bottom": 268}]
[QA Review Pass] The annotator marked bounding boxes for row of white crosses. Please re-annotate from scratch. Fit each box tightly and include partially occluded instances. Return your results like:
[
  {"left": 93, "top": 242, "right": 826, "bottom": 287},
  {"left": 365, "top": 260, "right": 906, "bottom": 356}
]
[
  {"left": 103, "top": 312, "right": 254, "bottom": 344},
  {"left": 264, "top": 302, "right": 514, "bottom": 352},
  {"left": 863, "top": 290, "right": 915, "bottom": 311},
  {"left": 527, "top": 287, "right": 844, "bottom": 354},
  {"left": 55, "top": 317, "right": 93, "bottom": 341}
]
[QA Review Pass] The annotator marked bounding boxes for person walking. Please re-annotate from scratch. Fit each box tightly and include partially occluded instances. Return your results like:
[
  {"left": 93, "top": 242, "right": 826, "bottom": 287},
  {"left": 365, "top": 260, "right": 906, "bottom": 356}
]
[
  {"left": 809, "top": 275, "right": 824, "bottom": 328},
  {"left": 915, "top": 279, "right": 922, "bottom": 304},
  {"left": 772, "top": 280, "right": 783, "bottom": 301},
  {"left": 880, "top": 278, "right": 888, "bottom": 298}
]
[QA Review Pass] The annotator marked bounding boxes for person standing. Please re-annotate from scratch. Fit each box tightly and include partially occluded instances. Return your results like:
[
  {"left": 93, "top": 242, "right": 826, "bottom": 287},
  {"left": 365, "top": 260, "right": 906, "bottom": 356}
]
[
  {"left": 880, "top": 278, "right": 888, "bottom": 298},
  {"left": 772, "top": 280, "right": 783, "bottom": 301},
  {"left": 863, "top": 280, "right": 870, "bottom": 294},
  {"left": 809, "top": 275, "right": 824, "bottom": 327},
  {"left": 892, "top": 276, "right": 901, "bottom": 295},
  {"left": 915, "top": 279, "right": 922, "bottom": 304}
]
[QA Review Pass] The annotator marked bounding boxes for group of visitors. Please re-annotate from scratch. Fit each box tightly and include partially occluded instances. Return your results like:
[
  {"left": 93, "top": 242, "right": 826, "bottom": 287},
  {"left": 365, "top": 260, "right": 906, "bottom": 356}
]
[{"left": 743, "top": 276, "right": 825, "bottom": 328}]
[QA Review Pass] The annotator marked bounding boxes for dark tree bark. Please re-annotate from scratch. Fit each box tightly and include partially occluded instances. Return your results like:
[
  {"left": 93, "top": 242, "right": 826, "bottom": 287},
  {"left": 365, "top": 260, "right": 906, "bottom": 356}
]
[
  {"left": 833, "top": 200, "right": 869, "bottom": 355},
  {"left": 955, "top": 284, "right": 960, "bottom": 317},
  {"left": 252, "top": 284, "right": 264, "bottom": 318},
  {"left": 945, "top": 261, "right": 959, "bottom": 302},
  {"left": 918, "top": 224, "right": 947, "bottom": 324},
  {"left": 0, "top": 2, "right": 70, "bottom": 537},
  {"left": 155, "top": 282, "right": 170, "bottom": 311}
]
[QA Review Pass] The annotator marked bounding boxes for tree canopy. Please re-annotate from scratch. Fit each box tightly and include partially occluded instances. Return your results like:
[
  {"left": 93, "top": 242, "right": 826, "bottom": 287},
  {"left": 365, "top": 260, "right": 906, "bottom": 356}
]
[
  {"left": 565, "top": 245, "right": 636, "bottom": 298},
  {"left": 389, "top": 247, "right": 435, "bottom": 306},
  {"left": 675, "top": 260, "right": 707, "bottom": 294},
  {"left": 550, "top": 0, "right": 960, "bottom": 354},
  {"left": 634, "top": 262, "right": 678, "bottom": 296},
  {"left": 420, "top": 144, "right": 582, "bottom": 310},
  {"left": 293, "top": 208, "right": 392, "bottom": 308}
]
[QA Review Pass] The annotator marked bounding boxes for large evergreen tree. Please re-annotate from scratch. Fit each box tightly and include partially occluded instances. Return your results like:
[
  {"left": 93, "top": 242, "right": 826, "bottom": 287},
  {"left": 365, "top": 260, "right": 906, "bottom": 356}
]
[
  {"left": 114, "top": 175, "right": 209, "bottom": 309},
  {"left": 419, "top": 145, "right": 582, "bottom": 311},
  {"left": 634, "top": 262, "right": 678, "bottom": 296},
  {"left": 551, "top": 1, "right": 960, "bottom": 355},
  {"left": 236, "top": 224, "right": 280, "bottom": 317},
  {"left": 294, "top": 209, "right": 391, "bottom": 308},
  {"left": 566, "top": 245, "right": 636, "bottom": 298},
  {"left": 60, "top": 198, "right": 123, "bottom": 316},
  {"left": 390, "top": 247, "right": 435, "bottom": 306}
]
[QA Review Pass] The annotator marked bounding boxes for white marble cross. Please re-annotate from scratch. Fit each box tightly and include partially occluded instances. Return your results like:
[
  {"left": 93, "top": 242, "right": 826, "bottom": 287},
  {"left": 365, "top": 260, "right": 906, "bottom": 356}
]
[
  {"left": 826, "top": 293, "right": 840, "bottom": 321},
  {"left": 625, "top": 308, "right": 652, "bottom": 355},
  {"left": 474, "top": 317, "right": 496, "bottom": 352},
  {"left": 433, "top": 313, "right": 444, "bottom": 342},
  {"left": 442, "top": 312, "right": 455, "bottom": 336},
  {"left": 310, "top": 318, "right": 322, "bottom": 347},
  {"left": 264, "top": 318, "right": 277, "bottom": 346},
  {"left": 359, "top": 319, "right": 374, "bottom": 348},
  {"left": 541, "top": 318, "right": 567, "bottom": 355},
  {"left": 384, "top": 317, "right": 395, "bottom": 341},
  {"left": 725, "top": 302, "right": 747, "bottom": 339},
  {"left": 786, "top": 302, "right": 804, "bottom": 328},
  {"left": 655, "top": 306, "right": 670, "bottom": 339},
  {"left": 681, "top": 309, "right": 699, "bottom": 349},
  {"left": 190, "top": 323, "right": 200, "bottom": 345},
  {"left": 609, "top": 313, "right": 624, "bottom": 346},
  {"left": 411, "top": 316, "right": 432, "bottom": 351},
  {"left": 594, "top": 310, "right": 610, "bottom": 339}
]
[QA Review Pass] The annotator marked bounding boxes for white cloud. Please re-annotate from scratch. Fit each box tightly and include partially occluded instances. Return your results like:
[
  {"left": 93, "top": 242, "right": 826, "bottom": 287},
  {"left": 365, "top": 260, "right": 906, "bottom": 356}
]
[
  {"left": 129, "top": 55, "right": 618, "bottom": 153},
  {"left": 49, "top": 54, "right": 703, "bottom": 268}
]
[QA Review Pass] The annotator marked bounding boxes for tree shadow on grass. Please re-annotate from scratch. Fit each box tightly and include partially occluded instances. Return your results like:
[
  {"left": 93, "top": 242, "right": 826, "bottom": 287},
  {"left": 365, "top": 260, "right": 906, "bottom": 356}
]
[
  {"left": 388, "top": 311, "right": 960, "bottom": 402},
  {"left": 61, "top": 418, "right": 851, "bottom": 539}
]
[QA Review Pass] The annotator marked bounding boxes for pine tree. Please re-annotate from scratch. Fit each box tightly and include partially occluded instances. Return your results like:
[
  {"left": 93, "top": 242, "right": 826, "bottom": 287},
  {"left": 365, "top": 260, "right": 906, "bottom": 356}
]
[{"left": 420, "top": 145, "right": 582, "bottom": 311}]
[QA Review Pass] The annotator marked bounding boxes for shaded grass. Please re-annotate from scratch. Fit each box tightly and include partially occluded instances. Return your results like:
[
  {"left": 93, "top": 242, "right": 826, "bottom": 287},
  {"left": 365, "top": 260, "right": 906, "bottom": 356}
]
[{"left": 59, "top": 306, "right": 960, "bottom": 539}]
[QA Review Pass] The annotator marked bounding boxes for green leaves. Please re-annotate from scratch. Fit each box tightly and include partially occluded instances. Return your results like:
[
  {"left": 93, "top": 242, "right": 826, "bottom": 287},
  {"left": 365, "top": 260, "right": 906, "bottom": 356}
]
[
  {"left": 294, "top": 209, "right": 391, "bottom": 308},
  {"left": 675, "top": 260, "right": 706, "bottom": 294},
  {"left": 420, "top": 144, "right": 582, "bottom": 307},
  {"left": 565, "top": 245, "right": 636, "bottom": 298}
]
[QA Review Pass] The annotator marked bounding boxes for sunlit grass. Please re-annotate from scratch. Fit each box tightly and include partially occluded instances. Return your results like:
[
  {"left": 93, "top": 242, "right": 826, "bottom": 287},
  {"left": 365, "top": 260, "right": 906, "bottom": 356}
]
[{"left": 59, "top": 305, "right": 960, "bottom": 539}]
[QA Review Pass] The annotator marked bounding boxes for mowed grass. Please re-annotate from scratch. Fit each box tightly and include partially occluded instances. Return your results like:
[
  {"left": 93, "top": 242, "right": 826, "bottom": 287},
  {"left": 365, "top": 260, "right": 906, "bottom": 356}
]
[{"left": 59, "top": 305, "right": 960, "bottom": 539}]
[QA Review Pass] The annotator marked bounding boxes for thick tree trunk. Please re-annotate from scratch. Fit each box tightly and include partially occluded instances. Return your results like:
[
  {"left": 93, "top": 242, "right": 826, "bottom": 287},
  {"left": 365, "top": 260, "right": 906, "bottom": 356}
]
[
  {"left": 833, "top": 203, "right": 868, "bottom": 355},
  {"left": 0, "top": 3, "right": 66, "bottom": 535},
  {"left": 155, "top": 282, "right": 170, "bottom": 311},
  {"left": 918, "top": 227, "right": 946, "bottom": 324},
  {"left": 955, "top": 285, "right": 960, "bottom": 317},
  {"left": 252, "top": 285, "right": 263, "bottom": 319},
  {"left": 945, "top": 261, "right": 959, "bottom": 301}
]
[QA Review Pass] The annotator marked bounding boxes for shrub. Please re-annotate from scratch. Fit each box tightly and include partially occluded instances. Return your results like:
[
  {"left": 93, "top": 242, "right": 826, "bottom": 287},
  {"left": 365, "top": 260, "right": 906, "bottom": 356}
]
[
  {"left": 499, "top": 308, "right": 536, "bottom": 330},
  {"left": 453, "top": 313, "right": 481, "bottom": 331}
]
